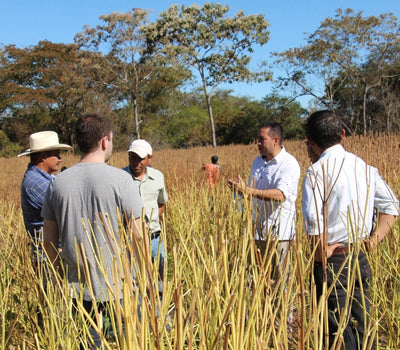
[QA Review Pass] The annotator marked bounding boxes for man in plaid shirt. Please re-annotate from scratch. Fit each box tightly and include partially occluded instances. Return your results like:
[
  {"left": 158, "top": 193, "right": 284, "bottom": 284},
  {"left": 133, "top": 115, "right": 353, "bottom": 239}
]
[{"left": 19, "top": 131, "right": 72, "bottom": 261}]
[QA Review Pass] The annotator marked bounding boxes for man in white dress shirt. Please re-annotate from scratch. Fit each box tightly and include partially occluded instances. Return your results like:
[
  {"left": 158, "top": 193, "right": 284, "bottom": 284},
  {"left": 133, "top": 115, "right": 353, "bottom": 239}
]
[
  {"left": 228, "top": 121, "right": 301, "bottom": 277},
  {"left": 302, "top": 110, "right": 398, "bottom": 349}
]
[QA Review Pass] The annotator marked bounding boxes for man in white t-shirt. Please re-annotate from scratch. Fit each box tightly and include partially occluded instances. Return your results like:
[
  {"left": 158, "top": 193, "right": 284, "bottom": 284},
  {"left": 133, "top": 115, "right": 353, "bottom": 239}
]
[{"left": 43, "top": 113, "right": 144, "bottom": 348}]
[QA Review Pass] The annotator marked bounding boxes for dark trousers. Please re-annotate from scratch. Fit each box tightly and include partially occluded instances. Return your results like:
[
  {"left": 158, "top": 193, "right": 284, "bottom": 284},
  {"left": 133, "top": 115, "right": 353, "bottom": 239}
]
[
  {"left": 75, "top": 299, "right": 121, "bottom": 350},
  {"left": 314, "top": 251, "right": 375, "bottom": 350}
]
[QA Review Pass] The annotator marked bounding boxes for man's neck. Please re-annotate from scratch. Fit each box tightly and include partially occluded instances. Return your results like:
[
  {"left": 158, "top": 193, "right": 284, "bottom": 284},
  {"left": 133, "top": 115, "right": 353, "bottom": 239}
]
[
  {"left": 264, "top": 145, "right": 282, "bottom": 162},
  {"left": 80, "top": 152, "right": 105, "bottom": 163},
  {"left": 131, "top": 166, "right": 146, "bottom": 180},
  {"left": 35, "top": 162, "right": 52, "bottom": 175}
]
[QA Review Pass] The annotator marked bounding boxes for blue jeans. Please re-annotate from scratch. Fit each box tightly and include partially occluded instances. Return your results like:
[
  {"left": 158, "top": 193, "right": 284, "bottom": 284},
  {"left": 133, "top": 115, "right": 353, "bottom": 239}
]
[{"left": 151, "top": 235, "right": 165, "bottom": 295}]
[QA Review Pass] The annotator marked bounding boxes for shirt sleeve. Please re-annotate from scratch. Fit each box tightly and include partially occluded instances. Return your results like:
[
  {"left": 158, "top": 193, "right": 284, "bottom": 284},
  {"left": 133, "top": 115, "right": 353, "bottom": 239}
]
[
  {"left": 302, "top": 169, "right": 322, "bottom": 236},
  {"left": 276, "top": 158, "right": 301, "bottom": 202},
  {"left": 373, "top": 167, "right": 399, "bottom": 215},
  {"left": 157, "top": 174, "right": 168, "bottom": 205}
]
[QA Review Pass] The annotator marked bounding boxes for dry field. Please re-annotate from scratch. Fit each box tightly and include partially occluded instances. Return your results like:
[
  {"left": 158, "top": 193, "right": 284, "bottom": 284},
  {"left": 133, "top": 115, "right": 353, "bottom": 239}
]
[{"left": 0, "top": 135, "right": 399, "bottom": 349}]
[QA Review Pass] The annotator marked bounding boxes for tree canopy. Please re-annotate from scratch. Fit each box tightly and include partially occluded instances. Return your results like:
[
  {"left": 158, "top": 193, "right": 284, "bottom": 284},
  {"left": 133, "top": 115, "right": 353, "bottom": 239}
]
[
  {"left": 144, "top": 3, "right": 271, "bottom": 148},
  {"left": 0, "top": 41, "right": 112, "bottom": 147},
  {"left": 0, "top": 6, "right": 399, "bottom": 156},
  {"left": 276, "top": 9, "right": 400, "bottom": 135}
]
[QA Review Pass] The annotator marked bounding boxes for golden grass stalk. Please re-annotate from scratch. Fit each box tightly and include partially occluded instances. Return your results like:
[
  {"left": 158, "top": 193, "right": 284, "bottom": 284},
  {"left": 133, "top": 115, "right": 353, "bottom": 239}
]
[{"left": 1, "top": 136, "right": 399, "bottom": 349}]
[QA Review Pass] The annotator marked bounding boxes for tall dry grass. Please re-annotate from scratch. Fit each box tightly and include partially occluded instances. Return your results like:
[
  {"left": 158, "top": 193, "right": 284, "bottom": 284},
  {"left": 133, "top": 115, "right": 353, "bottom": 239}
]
[{"left": 0, "top": 135, "right": 399, "bottom": 349}]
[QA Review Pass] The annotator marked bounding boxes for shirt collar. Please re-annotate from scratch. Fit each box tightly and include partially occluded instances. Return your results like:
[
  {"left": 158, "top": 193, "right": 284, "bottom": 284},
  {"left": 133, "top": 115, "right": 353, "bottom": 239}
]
[
  {"left": 262, "top": 146, "right": 287, "bottom": 164},
  {"left": 319, "top": 144, "right": 345, "bottom": 160},
  {"left": 29, "top": 164, "right": 53, "bottom": 180},
  {"left": 130, "top": 166, "right": 156, "bottom": 181}
]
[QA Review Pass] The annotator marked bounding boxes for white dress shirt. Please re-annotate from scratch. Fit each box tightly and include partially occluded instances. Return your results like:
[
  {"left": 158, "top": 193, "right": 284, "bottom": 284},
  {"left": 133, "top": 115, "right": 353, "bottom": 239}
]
[
  {"left": 249, "top": 146, "right": 300, "bottom": 240},
  {"left": 302, "top": 144, "right": 399, "bottom": 244}
]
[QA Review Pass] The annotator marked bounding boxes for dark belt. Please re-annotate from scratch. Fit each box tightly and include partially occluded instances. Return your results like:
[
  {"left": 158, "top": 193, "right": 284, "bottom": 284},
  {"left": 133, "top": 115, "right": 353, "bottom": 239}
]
[{"left": 151, "top": 231, "right": 161, "bottom": 239}]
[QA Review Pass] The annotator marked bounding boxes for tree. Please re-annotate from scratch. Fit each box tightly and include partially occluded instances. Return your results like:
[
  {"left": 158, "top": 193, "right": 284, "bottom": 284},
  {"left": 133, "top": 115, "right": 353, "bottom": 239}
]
[
  {"left": 332, "top": 53, "right": 400, "bottom": 134},
  {"left": 223, "top": 95, "right": 306, "bottom": 144},
  {"left": 74, "top": 8, "right": 189, "bottom": 139},
  {"left": 378, "top": 57, "right": 400, "bottom": 132},
  {"left": 145, "top": 3, "right": 271, "bottom": 148},
  {"left": 276, "top": 9, "right": 400, "bottom": 135},
  {"left": 210, "top": 90, "right": 250, "bottom": 145},
  {"left": 0, "top": 41, "right": 109, "bottom": 146}
]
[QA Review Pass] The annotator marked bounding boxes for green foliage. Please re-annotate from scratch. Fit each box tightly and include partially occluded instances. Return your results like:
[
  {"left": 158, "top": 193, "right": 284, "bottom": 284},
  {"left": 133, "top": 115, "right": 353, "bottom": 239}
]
[
  {"left": 1, "top": 7, "right": 399, "bottom": 150},
  {"left": 331, "top": 53, "right": 400, "bottom": 135},
  {"left": 217, "top": 95, "right": 306, "bottom": 144},
  {"left": 260, "top": 95, "right": 306, "bottom": 139},
  {"left": 75, "top": 8, "right": 191, "bottom": 140},
  {"left": 0, "top": 129, "right": 19, "bottom": 157},
  {"left": 164, "top": 104, "right": 209, "bottom": 148}
]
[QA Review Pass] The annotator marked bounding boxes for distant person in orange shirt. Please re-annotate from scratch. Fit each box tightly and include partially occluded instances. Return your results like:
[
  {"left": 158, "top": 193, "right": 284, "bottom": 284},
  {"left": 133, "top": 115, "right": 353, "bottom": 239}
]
[{"left": 202, "top": 155, "right": 220, "bottom": 187}]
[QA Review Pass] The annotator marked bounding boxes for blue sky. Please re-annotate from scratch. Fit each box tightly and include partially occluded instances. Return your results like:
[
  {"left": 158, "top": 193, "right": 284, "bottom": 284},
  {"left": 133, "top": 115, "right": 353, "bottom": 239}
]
[{"left": 1, "top": 0, "right": 399, "bottom": 104}]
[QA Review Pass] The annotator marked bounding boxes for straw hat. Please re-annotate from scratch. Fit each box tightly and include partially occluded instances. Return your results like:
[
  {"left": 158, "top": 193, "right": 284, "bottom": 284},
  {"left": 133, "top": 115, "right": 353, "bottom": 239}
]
[{"left": 17, "top": 131, "right": 72, "bottom": 157}]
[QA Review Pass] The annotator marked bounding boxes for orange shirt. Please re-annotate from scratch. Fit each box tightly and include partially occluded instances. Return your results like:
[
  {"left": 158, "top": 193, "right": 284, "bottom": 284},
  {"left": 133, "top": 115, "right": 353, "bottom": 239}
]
[{"left": 203, "top": 163, "right": 220, "bottom": 186}]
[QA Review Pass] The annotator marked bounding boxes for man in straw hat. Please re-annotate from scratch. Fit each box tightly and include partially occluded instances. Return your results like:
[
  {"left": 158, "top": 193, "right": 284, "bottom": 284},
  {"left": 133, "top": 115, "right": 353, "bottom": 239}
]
[{"left": 19, "top": 131, "right": 72, "bottom": 261}]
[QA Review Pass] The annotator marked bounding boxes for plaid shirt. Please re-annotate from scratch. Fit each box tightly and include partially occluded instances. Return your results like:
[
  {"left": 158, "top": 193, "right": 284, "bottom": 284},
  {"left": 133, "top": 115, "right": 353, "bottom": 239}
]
[{"left": 21, "top": 164, "right": 53, "bottom": 240}]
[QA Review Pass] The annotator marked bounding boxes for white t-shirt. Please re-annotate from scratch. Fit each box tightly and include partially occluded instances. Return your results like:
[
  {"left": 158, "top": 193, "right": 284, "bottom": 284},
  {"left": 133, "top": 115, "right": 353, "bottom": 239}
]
[{"left": 42, "top": 162, "right": 143, "bottom": 301}]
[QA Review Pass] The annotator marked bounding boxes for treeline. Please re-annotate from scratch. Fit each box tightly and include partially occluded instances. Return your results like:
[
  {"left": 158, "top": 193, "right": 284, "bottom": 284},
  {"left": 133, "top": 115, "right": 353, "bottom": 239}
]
[{"left": 0, "top": 4, "right": 399, "bottom": 156}]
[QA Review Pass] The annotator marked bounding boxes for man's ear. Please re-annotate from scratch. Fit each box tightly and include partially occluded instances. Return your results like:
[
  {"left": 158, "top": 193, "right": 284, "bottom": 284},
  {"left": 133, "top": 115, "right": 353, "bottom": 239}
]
[
  {"left": 40, "top": 151, "right": 47, "bottom": 160},
  {"left": 341, "top": 129, "right": 346, "bottom": 140},
  {"left": 307, "top": 137, "right": 323, "bottom": 157},
  {"left": 101, "top": 136, "right": 108, "bottom": 151}
]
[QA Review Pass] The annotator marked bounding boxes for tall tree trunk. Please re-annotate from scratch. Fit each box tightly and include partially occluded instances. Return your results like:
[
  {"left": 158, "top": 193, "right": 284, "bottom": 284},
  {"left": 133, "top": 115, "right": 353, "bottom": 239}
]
[
  {"left": 362, "top": 85, "right": 368, "bottom": 137},
  {"left": 206, "top": 96, "right": 217, "bottom": 149},
  {"left": 202, "top": 80, "right": 217, "bottom": 148},
  {"left": 132, "top": 94, "right": 140, "bottom": 139}
]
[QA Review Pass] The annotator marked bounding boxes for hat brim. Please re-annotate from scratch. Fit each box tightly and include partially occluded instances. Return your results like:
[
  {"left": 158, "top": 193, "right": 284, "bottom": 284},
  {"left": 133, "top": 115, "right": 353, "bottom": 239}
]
[
  {"left": 17, "top": 144, "right": 73, "bottom": 157},
  {"left": 127, "top": 150, "right": 146, "bottom": 157}
]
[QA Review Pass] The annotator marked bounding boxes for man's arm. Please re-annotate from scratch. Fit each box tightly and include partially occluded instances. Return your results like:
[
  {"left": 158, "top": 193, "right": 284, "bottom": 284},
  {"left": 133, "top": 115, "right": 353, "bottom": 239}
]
[
  {"left": 43, "top": 218, "right": 61, "bottom": 272},
  {"left": 365, "top": 213, "right": 396, "bottom": 250},
  {"left": 227, "top": 175, "right": 285, "bottom": 201},
  {"left": 158, "top": 203, "right": 166, "bottom": 221},
  {"left": 244, "top": 186, "right": 285, "bottom": 201}
]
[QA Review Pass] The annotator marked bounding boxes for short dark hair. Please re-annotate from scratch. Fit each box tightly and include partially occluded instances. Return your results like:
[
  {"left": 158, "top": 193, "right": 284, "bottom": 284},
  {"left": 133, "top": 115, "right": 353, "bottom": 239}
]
[
  {"left": 304, "top": 110, "right": 343, "bottom": 149},
  {"left": 75, "top": 113, "right": 112, "bottom": 154},
  {"left": 30, "top": 151, "right": 44, "bottom": 165},
  {"left": 211, "top": 155, "right": 218, "bottom": 164},
  {"left": 30, "top": 150, "right": 59, "bottom": 165},
  {"left": 259, "top": 121, "right": 283, "bottom": 145}
]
